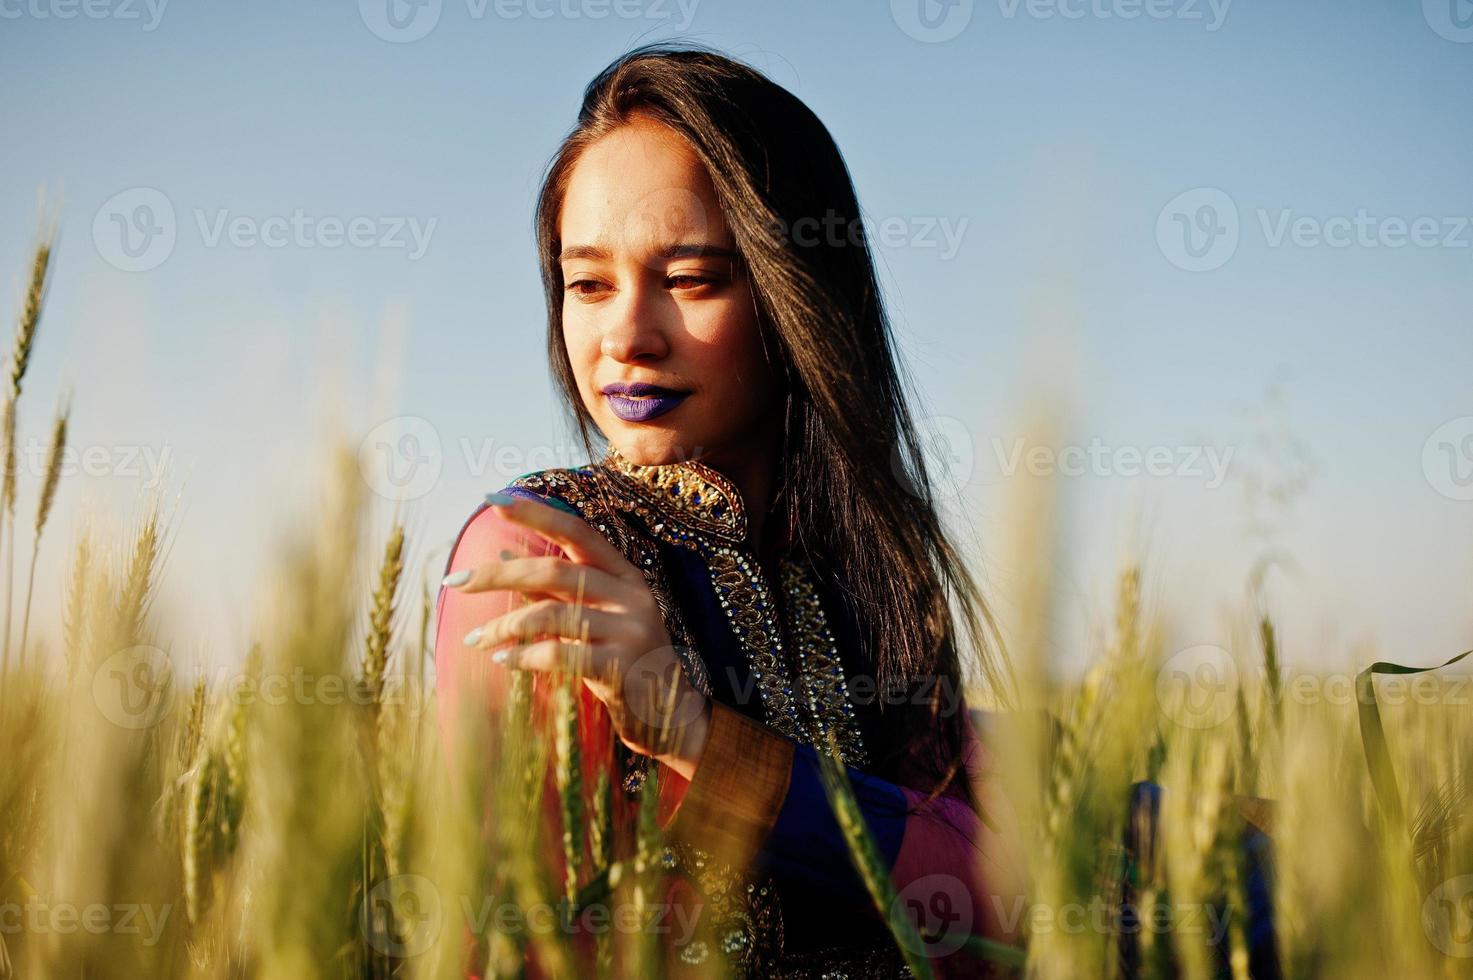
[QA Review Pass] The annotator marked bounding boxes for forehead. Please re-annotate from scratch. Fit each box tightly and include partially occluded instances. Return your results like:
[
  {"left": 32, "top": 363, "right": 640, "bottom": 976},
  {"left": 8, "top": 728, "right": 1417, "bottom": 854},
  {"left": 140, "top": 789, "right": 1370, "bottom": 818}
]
[{"left": 559, "top": 117, "right": 730, "bottom": 252}]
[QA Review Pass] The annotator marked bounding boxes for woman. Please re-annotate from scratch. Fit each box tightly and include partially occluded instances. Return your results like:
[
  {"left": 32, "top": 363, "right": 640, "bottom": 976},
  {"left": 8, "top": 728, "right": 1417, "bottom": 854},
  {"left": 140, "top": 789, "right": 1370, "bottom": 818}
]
[{"left": 435, "top": 44, "right": 1028, "bottom": 977}]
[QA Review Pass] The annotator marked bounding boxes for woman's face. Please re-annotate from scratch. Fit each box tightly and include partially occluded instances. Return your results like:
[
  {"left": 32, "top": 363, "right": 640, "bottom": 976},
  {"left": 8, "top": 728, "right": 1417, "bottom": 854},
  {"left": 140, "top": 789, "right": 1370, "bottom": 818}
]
[{"left": 557, "top": 114, "right": 780, "bottom": 468}]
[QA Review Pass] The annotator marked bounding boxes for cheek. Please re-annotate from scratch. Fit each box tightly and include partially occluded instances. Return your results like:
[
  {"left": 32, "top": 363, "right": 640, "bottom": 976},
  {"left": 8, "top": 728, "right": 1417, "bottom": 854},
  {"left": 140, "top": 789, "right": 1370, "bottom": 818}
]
[
  {"left": 561, "top": 322, "right": 599, "bottom": 394},
  {"left": 686, "top": 297, "right": 766, "bottom": 375}
]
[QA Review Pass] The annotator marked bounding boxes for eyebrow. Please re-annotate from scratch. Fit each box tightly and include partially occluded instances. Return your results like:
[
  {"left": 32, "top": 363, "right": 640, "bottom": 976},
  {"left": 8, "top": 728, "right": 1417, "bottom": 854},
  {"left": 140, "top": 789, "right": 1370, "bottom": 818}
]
[{"left": 558, "top": 242, "right": 740, "bottom": 262}]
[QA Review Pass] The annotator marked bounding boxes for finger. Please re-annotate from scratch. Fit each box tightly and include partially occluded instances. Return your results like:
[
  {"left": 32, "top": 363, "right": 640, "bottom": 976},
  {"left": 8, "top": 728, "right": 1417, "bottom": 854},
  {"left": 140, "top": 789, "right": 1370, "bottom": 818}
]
[
  {"left": 464, "top": 599, "right": 634, "bottom": 652},
  {"left": 454, "top": 556, "right": 627, "bottom": 607},
  {"left": 495, "top": 637, "right": 610, "bottom": 679},
  {"left": 485, "top": 493, "right": 640, "bottom": 582}
]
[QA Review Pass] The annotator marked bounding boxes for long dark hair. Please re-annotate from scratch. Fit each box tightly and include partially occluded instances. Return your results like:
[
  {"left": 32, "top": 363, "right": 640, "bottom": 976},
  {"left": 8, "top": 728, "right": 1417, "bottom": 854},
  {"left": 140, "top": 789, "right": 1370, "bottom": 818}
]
[{"left": 533, "top": 43, "right": 1013, "bottom": 807}]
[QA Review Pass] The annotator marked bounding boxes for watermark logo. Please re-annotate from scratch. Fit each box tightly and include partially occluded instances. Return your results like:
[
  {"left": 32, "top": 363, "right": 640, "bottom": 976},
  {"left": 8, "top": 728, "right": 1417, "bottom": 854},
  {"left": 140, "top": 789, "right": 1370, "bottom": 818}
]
[
  {"left": 1155, "top": 644, "right": 1237, "bottom": 730},
  {"left": 1423, "top": 874, "right": 1473, "bottom": 958},
  {"left": 1423, "top": 0, "right": 1473, "bottom": 43},
  {"left": 1156, "top": 187, "right": 1239, "bottom": 272},
  {"left": 360, "top": 0, "right": 442, "bottom": 42},
  {"left": 92, "top": 645, "right": 175, "bottom": 729},
  {"left": 363, "top": 874, "right": 443, "bottom": 957},
  {"left": 0, "top": 897, "right": 173, "bottom": 945},
  {"left": 891, "top": 873, "right": 974, "bottom": 956},
  {"left": 1159, "top": 188, "right": 1473, "bottom": 270},
  {"left": 359, "top": 415, "right": 444, "bottom": 502},
  {"left": 991, "top": 437, "right": 1234, "bottom": 488},
  {"left": 92, "top": 189, "right": 436, "bottom": 271},
  {"left": 891, "top": 0, "right": 974, "bottom": 42},
  {"left": 762, "top": 210, "right": 970, "bottom": 260},
  {"left": 1422, "top": 416, "right": 1473, "bottom": 502},
  {"left": 0, "top": 0, "right": 168, "bottom": 30},
  {"left": 360, "top": 0, "right": 698, "bottom": 42},
  {"left": 93, "top": 187, "right": 176, "bottom": 273},
  {"left": 620, "top": 646, "right": 710, "bottom": 735},
  {"left": 995, "top": 0, "right": 1230, "bottom": 30}
]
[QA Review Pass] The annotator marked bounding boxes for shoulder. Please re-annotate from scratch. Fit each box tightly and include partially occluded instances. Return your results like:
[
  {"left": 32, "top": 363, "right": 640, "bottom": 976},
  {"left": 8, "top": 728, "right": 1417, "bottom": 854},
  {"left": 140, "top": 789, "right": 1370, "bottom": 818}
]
[
  {"left": 441, "top": 465, "right": 608, "bottom": 575},
  {"left": 501, "top": 464, "right": 607, "bottom": 519}
]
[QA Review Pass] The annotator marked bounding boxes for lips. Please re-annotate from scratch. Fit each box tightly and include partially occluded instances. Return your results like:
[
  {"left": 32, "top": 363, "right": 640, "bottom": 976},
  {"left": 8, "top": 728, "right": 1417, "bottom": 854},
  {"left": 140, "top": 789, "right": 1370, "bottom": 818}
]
[{"left": 600, "top": 381, "right": 690, "bottom": 423}]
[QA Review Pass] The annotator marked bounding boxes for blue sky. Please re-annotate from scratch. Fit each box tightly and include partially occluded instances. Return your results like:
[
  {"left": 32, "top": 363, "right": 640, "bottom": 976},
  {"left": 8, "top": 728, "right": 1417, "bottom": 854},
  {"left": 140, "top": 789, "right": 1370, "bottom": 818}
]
[{"left": 1, "top": 0, "right": 1469, "bottom": 674}]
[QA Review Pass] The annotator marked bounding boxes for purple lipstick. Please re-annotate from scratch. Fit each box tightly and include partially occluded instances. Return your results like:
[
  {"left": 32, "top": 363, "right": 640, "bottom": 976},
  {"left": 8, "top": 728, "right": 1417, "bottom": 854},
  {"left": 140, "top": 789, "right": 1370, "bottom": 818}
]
[{"left": 601, "top": 381, "right": 690, "bottom": 423}]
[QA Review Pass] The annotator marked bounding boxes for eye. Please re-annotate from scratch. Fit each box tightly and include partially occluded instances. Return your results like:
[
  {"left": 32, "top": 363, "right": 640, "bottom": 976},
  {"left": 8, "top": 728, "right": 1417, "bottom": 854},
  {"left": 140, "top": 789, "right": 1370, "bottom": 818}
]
[
  {"left": 666, "top": 274, "right": 715, "bottom": 290},
  {"left": 565, "top": 278, "right": 608, "bottom": 298}
]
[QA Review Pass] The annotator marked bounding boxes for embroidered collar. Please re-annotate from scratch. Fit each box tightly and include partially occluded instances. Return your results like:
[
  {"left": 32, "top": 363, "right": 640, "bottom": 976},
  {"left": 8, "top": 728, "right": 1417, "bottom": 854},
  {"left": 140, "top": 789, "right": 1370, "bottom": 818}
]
[{"left": 599, "top": 446, "right": 748, "bottom": 545}]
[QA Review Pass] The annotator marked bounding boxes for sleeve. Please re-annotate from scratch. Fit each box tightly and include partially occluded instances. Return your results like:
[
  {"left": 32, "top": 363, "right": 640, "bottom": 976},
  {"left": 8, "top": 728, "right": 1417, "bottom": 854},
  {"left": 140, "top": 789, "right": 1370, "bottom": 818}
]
[
  {"left": 432, "top": 487, "right": 577, "bottom": 772},
  {"left": 656, "top": 700, "right": 1029, "bottom": 970}
]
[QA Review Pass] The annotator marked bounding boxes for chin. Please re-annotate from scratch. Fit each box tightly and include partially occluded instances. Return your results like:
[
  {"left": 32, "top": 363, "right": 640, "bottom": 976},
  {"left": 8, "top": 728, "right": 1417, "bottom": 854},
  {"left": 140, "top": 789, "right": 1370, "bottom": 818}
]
[{"left": 604, "top": 427, "right": 708, "bottom": 467}]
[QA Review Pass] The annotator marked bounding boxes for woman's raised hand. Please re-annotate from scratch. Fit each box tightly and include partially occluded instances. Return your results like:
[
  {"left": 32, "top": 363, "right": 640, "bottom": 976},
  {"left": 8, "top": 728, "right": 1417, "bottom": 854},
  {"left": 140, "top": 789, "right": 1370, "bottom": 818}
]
[{"left": 443, "top": 492, "right": 711, "bottom": 779}]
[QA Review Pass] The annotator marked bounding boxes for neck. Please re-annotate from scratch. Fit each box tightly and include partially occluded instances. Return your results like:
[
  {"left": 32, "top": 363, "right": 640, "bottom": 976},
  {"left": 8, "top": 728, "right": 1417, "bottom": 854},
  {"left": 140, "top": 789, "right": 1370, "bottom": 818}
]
[{"left": 695, "top": 422, "right": 783, "bottom": 555}]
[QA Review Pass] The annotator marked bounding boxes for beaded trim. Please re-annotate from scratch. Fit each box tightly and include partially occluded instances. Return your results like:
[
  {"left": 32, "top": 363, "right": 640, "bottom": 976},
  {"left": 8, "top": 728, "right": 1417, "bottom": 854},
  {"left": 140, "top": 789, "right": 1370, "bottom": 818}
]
[
  {"left": 780, "top": 560, "right": 869, "bottom": 768},
  {"left": 504, "top": 466, "right": 713, "bottom": 703},
  {"left": 705, "top": 547, "right": 806, "bottom": 742},
  {"left": 504, "top": 457, "right": 874, "bottom": 973},
  {"left": 602, "top": 446, "right": 746, "bottom": 543}
]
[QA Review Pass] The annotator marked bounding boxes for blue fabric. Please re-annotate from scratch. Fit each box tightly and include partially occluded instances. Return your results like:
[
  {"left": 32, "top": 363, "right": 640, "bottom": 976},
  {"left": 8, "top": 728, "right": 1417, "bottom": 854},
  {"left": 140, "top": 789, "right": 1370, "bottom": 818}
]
[
  {"left": 758, "top": 743, "right": 909, "bottom": 893},
  {"left": 1120, "top": 780, "right": 1280, "bottom": 980}
]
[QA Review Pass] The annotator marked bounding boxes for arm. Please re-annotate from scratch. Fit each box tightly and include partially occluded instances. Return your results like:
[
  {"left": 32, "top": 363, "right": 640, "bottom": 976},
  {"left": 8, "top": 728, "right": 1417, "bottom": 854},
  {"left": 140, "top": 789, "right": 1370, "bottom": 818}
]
[
  {"left": 433, "top": 489, "right": 570, "bottom": 771},
  {"left": 657, "top": 701, "right": 1028, "bottom": 968}
]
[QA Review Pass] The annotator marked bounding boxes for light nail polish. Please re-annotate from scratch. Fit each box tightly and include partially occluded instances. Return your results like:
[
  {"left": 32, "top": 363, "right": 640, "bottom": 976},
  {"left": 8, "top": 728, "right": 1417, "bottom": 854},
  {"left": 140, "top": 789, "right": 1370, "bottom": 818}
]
[
  {"left": 463, "top": 627, "right": 482, "bottom": 646},
  {"left": 442, "top": 569, "right": 471, "bottom": 587},
  {"left": 485, "top": 491, "right": 519, "bottom": 507},
  {"left": 490, "top": 650, "right": 508, "bottom": 665}
]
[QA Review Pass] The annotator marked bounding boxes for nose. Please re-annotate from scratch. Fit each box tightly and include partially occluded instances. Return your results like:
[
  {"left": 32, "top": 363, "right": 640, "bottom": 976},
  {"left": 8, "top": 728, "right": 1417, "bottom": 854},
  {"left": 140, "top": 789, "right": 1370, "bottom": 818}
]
[{"left": 599, "top": 282, "right": 670, "bottom": 363}]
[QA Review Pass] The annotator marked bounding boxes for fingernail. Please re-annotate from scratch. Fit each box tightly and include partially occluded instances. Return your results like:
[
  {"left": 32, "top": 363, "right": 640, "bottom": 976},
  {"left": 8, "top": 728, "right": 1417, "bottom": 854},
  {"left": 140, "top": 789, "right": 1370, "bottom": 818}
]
[
  {"left": 463, "top": 627, "right": 482, "bottom": 646},
  {"left": 485, "top": 492, "right": 519, "bottom": 507},
  {"left": 499, "top": 549, "right": 516, "bottom": 561},
  {"left": 442, "top": 569, "right": 471, "bottom": 587},
  {"left": 490, "top": 650, "right": 508, "bottom": 665}
]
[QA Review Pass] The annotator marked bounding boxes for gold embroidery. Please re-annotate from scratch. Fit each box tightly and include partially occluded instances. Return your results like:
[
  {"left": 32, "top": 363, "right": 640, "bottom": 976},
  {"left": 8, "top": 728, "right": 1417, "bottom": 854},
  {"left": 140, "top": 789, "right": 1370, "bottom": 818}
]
[
  {"left": 780, "top": 559, "right": 868, "bottom": 768},
  {"left": 602, "top": 447, "right": 746, "bottom": 543},
  {"left": 505, "top": 467, "right": 712, "bottom": 701},
  {"left": 504, "top": 454, "right": 875, "bottom": 975},
  {"left": 704, "top": 546, "right": 806, "bottom": 742}
]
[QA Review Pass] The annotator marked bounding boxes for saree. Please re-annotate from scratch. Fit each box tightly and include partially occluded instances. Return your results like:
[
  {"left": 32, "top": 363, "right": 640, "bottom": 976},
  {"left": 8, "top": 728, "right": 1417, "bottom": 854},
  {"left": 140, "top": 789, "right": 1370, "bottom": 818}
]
[{"left": 434, "top": 447, "right": 1027, "bottom": 978}]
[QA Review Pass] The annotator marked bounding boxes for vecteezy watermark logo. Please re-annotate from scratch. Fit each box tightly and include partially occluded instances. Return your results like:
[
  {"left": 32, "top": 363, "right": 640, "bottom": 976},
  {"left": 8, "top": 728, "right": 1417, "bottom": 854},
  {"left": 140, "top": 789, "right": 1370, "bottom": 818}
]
[
  {"left": 92, "top": 188, "right": 436, "bottom": 271},
  {"left": 1423, "top": 874, "right": 1473, "bottom": 958},
  {"left": 893, "top": 415, "right": 976, "bottom": 501},
  {"left": 891, "top": 874, "right": 974, "bottom": 956},
  {"left": 1423, "top": 416, "right": 1473, "bottom": 502},
  {"left": 0, "top": 897, "right": 174, "bottom": 946},
  {"left": 1160, "top": 188, "right": 1473, "bottom": 271},
  {"left": 891, "top": 0, "right": 974, "bottom": 42},
  {"left": 1155, "top": 644, "right": 1237, "bottom": 730},
  {"left": 93, "top": 187, "right": 177, "bottom": 273},
  {"left": 1423, "top": 0, "right": 1473, "bottom": 43},
  {"left": 761, "top": 211, "right": 971, "bottom": 260},
  {"left": 1156, "top": 188, "right": 1239, "bottom": 272},
  {"left": 359, "top": 415, "right": 443, "bottom": 502},
  {"left": 92, "top": 645, "right": 175, "bottom": 730},
  {"left": 0, "top": 0, "right": 168, "bottom": 30},
  {"left": 20, "top": 438, "right": 172, "bottom": 489},
  {"left": 359, "top": 0, "right": 442, "bottom": 42},
  {"left": 995, "top": 0, "right": 1231, "bottom": 30},
  {"left": 621, "top": 647, "right": 709, "bottom": 735},
  {"left": 991, "top": 437, "right": 1235, "bottom": 488},
  {"left": 360, "top": 0, "right": 699, "bottom": 42},
  {"left": 363, "top": 874, "right": 443, "bottom": 958}
]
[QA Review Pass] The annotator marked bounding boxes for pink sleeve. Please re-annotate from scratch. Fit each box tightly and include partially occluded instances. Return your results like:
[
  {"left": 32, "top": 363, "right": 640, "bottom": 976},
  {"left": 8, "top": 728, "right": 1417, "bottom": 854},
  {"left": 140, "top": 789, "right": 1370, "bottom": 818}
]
[
  {"left": 433, "top": 500, "right": 564, "bottom": 772},
  {"left": 889, "top": 720, "right": 1031, "bottom": 963}
]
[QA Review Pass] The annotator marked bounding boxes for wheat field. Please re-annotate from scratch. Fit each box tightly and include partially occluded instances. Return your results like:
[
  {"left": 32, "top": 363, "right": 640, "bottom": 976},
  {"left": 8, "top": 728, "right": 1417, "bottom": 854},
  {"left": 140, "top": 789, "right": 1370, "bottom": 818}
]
[{"left": 0, "top": 231, "right": 1470, "bottom": 980}]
